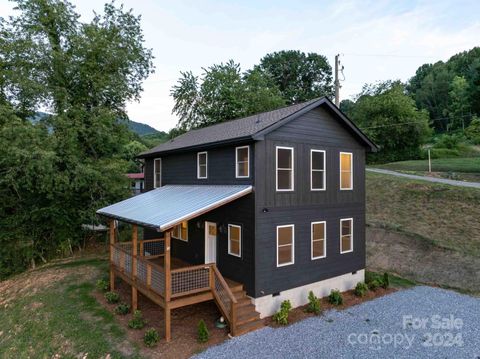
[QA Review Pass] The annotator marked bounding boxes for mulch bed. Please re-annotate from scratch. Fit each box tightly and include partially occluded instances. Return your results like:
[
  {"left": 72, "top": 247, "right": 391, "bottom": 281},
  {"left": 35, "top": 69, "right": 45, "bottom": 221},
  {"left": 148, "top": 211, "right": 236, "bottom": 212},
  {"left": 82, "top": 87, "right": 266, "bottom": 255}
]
[
  {"left": 94, "top": 280, "right": 396, "bottom": 358},
  {"left": 265, "top": 287, "right": 396, "bottom": 328}
]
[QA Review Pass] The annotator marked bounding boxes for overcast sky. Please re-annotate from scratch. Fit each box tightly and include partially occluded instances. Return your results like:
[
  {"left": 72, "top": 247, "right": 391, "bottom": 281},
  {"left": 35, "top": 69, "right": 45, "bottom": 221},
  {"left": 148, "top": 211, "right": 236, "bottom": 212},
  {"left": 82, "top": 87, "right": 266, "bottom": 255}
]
[{"left": 1, "top": 0, "right": 479, "bottom": 131}]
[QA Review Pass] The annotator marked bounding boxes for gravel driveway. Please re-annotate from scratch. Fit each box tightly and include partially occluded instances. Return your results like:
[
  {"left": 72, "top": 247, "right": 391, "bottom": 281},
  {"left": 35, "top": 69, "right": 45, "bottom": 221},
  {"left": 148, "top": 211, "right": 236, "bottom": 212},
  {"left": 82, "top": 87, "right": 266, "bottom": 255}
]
[{"left": 195, "top": 287, "right": 480, "bottom": 359}]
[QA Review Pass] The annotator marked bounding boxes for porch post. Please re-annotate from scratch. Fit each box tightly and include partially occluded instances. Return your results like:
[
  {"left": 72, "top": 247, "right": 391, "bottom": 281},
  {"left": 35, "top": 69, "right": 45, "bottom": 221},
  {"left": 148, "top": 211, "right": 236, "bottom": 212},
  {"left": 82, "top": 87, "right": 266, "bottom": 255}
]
[
  {"left": 164, "top": 230, "right": 172, "bottom": 342},
  {"left": 109, "top": 220, "right": 115, "bottom": 291},
  {"left": 131, "top": 224, "right": 138, "bottom": 311}
]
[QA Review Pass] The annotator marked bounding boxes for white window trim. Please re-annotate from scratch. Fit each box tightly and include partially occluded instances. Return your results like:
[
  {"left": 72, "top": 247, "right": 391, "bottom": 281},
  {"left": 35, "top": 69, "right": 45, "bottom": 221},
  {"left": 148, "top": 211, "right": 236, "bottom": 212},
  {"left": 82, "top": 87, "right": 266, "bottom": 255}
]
[
  {"left": 235, "top": 145, "right": 250, "bottom": 178},
  {"left": 311, "top": 221, "right": 327, "bottom": 260},
  {"left": 339, "top": 152, "right": 353, "bottom": 190},
  {"left": 340, "top": 218, "right": 353, "bottom": 254},
  {"left": 310, "top": 149, "right": 326, "bottom": 191},
  {"left": 154, "top": 158, "right": 161, "bottom": 188},
  {"left": 276, "top": 224, "right": 295, "bottom": 267},
  {"left": 275, "top": 146, "right": 294, "bottom": 192},
  {"left": 227, "top": 224, "right": 242, "bottom": 257},
  {"left": 197, "top": 151, "right": 208, "bottom": 179},
  {"left": 172, "top": 222, "right": 188, "bottom": 242}
]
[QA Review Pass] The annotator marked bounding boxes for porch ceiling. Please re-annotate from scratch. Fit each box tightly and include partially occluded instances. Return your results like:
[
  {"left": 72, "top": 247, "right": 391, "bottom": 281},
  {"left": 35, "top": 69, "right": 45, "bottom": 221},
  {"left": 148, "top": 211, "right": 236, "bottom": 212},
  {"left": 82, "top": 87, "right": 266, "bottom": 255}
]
[{"left": 96, "top": 185, "right": 253, "bottom": 231}]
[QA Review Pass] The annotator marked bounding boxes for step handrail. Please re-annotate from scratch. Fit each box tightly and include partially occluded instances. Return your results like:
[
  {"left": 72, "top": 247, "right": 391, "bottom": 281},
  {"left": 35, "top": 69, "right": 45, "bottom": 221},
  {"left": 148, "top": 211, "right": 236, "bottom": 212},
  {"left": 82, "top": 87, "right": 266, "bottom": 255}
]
[{"left": 211, "top": 265, "right": 237, "bottom": 304}]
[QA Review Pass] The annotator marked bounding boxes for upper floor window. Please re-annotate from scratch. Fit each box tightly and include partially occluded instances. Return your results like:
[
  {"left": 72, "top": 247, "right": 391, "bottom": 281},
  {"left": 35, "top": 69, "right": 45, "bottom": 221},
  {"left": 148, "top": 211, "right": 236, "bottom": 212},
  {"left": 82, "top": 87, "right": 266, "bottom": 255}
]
[
  {"left": 154, "top": 158, "right": 161, "bottom": 188},
  {"left": 228, "top": 224, "right": 242, "bottom": 257},
  {"left": 276, "top": 146, "right": 294, "bottom": 191},
  {"left": 172, "top": 221, "right": 188, "bottom": 242},
  {"left": 197, "top": 151, "right": 208, "bottom": 179},
  {"left": 340, "top": 152, "right": 353, "bottom": 190},
  {"left": 277, "top": 224, "right": 294, "bottom": 267},
  {"left": 311, "top": 221, "right": 326, "bottom": 259},
  {"left": 235, "top": 146, "right": 250, "bottom": 178},
  {"left": 340, "top": 218, "right": 353, "bottom": 253},
  {"left": 311, "top": 150, "right": 326, "bottom": 191}
]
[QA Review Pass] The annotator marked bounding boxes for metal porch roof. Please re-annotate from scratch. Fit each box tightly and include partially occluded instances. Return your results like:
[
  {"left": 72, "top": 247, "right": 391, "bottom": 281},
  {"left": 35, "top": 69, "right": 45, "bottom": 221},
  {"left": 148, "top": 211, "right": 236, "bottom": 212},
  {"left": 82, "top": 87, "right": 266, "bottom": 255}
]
[{"left": 96, "top": 185, "right": 253, "bottom": 231}]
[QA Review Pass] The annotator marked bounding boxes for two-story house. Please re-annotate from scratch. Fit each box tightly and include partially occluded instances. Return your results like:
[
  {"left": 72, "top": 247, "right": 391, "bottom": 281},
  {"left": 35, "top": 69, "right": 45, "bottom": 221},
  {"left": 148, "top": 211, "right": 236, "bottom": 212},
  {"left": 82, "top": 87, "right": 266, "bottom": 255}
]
[{"left": 97, "top": 97, "right": 377, "bottom": 341}]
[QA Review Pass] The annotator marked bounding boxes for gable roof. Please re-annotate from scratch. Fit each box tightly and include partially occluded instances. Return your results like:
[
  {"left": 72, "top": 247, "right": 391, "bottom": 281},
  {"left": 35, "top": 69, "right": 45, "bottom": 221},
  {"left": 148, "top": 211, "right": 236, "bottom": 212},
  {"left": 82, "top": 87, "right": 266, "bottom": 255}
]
[{"left": 139, "top": 97, "right": 376, "bottom": 157}]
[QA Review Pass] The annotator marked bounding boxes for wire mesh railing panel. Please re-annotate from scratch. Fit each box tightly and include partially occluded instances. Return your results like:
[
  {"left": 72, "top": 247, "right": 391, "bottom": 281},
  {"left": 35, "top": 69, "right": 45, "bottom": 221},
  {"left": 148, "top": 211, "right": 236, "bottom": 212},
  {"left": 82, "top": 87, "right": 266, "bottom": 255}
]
[
  {"left": 136, "top": 259, "right": 147, "bottom": 286},
  {"left": 214, "top": 272, "right": 232, "bottom": 315},
  {"left": 124, "top": 252, "right": 132, "bottom": 274},
  {"left": 151, "top": 265, "right": 165, "bottom": 295},
  {"left": 118, "top": 242, "right": 132, "bottom": 253},
  {"left": 171, "top": 267, "right": 210, "bottom": 296},
  {"left": 112, "top": 245, "right": 121, "bottom": 267},
  {"left": 141, "top": 240, "right": 164, "bottom": 257}
]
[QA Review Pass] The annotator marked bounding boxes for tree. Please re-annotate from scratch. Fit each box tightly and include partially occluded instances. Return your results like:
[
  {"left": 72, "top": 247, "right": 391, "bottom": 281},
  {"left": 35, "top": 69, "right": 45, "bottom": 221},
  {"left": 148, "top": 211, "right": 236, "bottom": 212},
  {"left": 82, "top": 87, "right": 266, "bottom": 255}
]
[
  {"left": 0, "top": 0, "right": 154, "bottom": 277},
  {"left": 171, "top": 60, "right": 284, "bottom": 131},
  {"left": 465, "top": 116, "right": 480, "bottom": 144},
  {"left": 350, "top": 82, "right": 431, "bottom": 163},
  {"left": 256, "top": 50, "right": 333, "bottom": 104},
  {"left": 447, "top": 76, "right": 470, "bottom": 131}
]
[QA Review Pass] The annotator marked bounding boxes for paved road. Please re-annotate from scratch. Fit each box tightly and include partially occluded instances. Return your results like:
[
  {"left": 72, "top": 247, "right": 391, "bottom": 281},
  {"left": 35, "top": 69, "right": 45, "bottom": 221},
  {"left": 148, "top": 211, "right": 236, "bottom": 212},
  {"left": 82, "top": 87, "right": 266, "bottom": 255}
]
[
  {"left": 367, "top": 168, "right": 480, "bottom": 189},
  {"left": 195, "top": 287, "right": 480, "bottom": 359}
]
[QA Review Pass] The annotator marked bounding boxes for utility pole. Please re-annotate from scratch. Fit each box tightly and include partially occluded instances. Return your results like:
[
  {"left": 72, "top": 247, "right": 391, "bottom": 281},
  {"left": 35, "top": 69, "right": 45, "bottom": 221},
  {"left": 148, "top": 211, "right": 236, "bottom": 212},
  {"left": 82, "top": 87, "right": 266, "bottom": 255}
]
[{"left": 334, "top": 54, "right": 341, "bottom": 107}]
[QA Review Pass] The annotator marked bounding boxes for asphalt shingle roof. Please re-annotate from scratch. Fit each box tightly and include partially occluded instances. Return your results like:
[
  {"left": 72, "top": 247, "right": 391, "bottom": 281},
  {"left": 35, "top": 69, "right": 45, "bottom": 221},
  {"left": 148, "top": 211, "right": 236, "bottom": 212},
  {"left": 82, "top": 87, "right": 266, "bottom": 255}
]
[{"left": 140, "top": 98, "right": 321, "bottom": 156}]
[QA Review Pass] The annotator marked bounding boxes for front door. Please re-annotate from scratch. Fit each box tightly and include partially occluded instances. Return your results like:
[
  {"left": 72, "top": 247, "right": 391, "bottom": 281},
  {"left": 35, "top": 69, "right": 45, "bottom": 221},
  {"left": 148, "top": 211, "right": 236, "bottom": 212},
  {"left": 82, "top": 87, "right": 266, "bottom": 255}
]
[{"left": 204, "top": 221, "right": 217, "bottom": 264}]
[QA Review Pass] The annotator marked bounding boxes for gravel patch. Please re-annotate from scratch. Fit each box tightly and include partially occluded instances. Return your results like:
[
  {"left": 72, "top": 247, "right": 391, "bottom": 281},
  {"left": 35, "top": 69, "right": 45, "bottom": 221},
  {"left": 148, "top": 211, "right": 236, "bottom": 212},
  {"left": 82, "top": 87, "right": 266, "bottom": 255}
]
[{"left": 194, "top": 286, "right": 480, "bottom": 359}]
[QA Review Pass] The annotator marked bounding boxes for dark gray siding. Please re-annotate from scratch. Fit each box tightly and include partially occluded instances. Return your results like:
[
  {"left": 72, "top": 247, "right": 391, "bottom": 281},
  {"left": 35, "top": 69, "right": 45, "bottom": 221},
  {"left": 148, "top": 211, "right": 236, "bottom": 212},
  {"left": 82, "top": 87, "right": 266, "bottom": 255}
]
[
  {"left": 144, "top": 143, "right": 254, "bottom": 190},
  {"left": 254, "top": 106, "right": 367, "bottom": 297}
]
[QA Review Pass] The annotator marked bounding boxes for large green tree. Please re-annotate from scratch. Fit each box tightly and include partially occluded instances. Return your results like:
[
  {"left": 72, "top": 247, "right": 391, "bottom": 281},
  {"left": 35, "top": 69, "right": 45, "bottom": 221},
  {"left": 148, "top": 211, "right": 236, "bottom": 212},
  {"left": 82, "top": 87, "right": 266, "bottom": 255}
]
[
  {"left": 256, "top": 50, "right": 333, "bottom": 104},
  {"left": 0, "top": 0, "right": 154, "bottom": 277},
  {"left": 348, "top": 82, "right": 431, "bottom": 163},
  {"left": 171, "top": 60, "right": 285, "bottom": 131}
]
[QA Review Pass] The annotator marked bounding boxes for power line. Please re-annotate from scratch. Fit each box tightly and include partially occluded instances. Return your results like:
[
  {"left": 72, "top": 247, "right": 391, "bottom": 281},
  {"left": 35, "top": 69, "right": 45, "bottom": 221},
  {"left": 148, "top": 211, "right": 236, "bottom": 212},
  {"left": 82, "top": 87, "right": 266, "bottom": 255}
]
[{"left": 341, "top": 53, "right": 437, "bottom": 59}]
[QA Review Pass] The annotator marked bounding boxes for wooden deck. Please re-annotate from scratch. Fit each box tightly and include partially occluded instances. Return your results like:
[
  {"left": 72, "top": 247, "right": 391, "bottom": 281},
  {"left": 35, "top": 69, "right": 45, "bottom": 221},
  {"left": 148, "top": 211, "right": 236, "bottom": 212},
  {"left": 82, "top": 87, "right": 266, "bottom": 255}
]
[{"left": 108, "top": 221, "right": 262, "bottom": 341}]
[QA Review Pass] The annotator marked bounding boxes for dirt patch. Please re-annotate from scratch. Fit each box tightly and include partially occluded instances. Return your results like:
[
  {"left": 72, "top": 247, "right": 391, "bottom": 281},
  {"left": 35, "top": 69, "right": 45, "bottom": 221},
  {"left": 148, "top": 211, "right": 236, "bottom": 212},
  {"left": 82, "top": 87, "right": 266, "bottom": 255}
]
[
  {"left": 367, "top": 227, "right": 480, "bottom": 293},
  {"left": 0, "top": 258, "right": 101, "bottom": 307},
  {"left": 265, "top": 287, "right": 395, "bottom": 328},
  {"left": 95, "top": 280, "right": 230, "bottom": 359}
]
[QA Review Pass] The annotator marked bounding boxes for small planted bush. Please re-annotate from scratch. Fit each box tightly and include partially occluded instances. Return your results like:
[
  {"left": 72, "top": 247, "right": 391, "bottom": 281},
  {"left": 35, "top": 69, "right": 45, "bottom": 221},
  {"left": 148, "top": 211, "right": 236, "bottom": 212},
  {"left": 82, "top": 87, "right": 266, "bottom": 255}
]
[
  {"left": 382, "top": 272, "right": 390, "bottom": 289},
  {"left": 273, "top": 300, "right": 292, "bottom": 325},
  {"left": 114, "top": 303, "right": 130, "bottom": 315},
  {"left": 96, "top": 279, "right": 109, "bottom": 292},
  {"left": 144, "top": 328, "right": 160, "bottom": 347},
  {"left": 354, "top": 282, "right": 369, "bottom": 297},
  {"left": 128, "top": 310, "right": 146, "bottom": 329},
  {"left": 328, "top": 290, "right": 343, "bottom": 305},
  {"left": 104, "top": 291, "right": 120, "bottom": 304},
  {"left": 368, "top": 279, "right": 382, "bottom": 291},
  {"left": 197, "top": 319, "right": 209, "bottom": 343},
  {"left": 306, "top": 291, "right": 321, "bottom": 315}
]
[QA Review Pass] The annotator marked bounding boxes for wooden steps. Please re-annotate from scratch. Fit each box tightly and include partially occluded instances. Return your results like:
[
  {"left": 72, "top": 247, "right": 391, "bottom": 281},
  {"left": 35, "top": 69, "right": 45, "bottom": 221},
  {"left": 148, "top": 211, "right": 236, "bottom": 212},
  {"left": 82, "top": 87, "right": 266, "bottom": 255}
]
[{"left": 226, "top": 280, "right": 264, "bottom": 336}]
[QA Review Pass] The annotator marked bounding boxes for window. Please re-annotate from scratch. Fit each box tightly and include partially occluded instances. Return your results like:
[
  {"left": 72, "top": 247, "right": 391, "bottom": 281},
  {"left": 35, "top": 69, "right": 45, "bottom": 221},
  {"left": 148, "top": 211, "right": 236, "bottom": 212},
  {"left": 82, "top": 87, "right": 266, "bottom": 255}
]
[
  {"left": 235, "top": 146, "right": 250, "bottom": 178},
  {"left": 276, "top": 146, "right": 294, "bottom": 191},
  {"left": 340, "top": 152, "right": 353, "bottom": 190},
  {"left": 172, "top": 221, "right": 188, "bottom": 242},
  {"left": 311, "top": 221, "right": 326, "bottom": 259},
  {"left": 340, "top": 218, "right": 353, "bottom": 253},
  {"left": 154, "top": 158, "right": 161, "bottom": 188},
  {"left": 277, "top": 225, "right": 294, "bottom": 267},
  {"left": 228, "top": 224, "right": 242, "bottom": 257},
  {"left": 197, "top": 152, "right": 207, "bottom": 179},
  {"left": 311, "top": 150, "right": 326, "bottom": 190}
]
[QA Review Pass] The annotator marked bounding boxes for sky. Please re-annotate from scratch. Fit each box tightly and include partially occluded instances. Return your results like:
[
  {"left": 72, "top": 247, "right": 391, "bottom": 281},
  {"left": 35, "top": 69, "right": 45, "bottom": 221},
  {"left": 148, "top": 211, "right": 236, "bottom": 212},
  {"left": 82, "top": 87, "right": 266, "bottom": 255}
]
[{"left": 1, "top": 0, "right": 479, "bottom": 131}]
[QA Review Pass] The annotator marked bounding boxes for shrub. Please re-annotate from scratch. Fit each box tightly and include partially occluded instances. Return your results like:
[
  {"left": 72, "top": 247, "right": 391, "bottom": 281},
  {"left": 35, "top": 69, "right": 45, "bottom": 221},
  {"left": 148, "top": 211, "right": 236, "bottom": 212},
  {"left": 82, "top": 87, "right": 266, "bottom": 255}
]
[
  {"left": 144, "top": 328, "right": 160, "bottom": 347},
  {"left": 128, "top": 310, "right": 146, "bottom": 329},
  {"left": 382, "top": 272, "right": 390, "bottom": 289},
  {"left": 368, "top": 279, "right": 382, "bottom": 291},
  {"left": 354, "top": 282, "right": 369, "bottom": 297},
  {"left": 466, "top": 117, "right": 480, "bottom": 144},
  {"left": 273, "top": 300, "right": 292, "bottom": 325},
  {"left": 114, "top": 303, "right": 130, "bottom": 315},
  {"left": 96, "top": 279, "right": 109, "bottom": 292},
  {"left": 328, "top": 290, "right": 343, "bottom": 305},
  {"left": 197, "top": 319, "right": 209, "bottom": 343},
  {"left": 306, "top": 291, "right": 321, "bottom": 315},
  {"left": 104, "top": 291, "right": 120, "bottom": 304}
]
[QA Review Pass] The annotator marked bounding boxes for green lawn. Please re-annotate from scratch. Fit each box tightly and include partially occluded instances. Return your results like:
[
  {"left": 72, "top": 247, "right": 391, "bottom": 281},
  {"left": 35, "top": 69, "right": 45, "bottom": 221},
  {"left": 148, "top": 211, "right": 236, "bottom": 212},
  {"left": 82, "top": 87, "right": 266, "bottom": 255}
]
[
  {"left": 0, "top": 258, "right": 141, "bottom": 359},
  {"left": 375, "top": 157, "right": 480, "bottom": 173},
  {"left": 366, "top": 172, "right": 480, "bottom": 257}
]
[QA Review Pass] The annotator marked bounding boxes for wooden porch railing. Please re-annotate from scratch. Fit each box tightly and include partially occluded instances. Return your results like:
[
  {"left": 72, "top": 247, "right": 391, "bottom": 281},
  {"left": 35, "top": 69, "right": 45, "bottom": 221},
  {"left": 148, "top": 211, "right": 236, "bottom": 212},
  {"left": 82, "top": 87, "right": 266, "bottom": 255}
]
[{"left": 110, "top": 241, "right": 238, "bottom": 332}]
